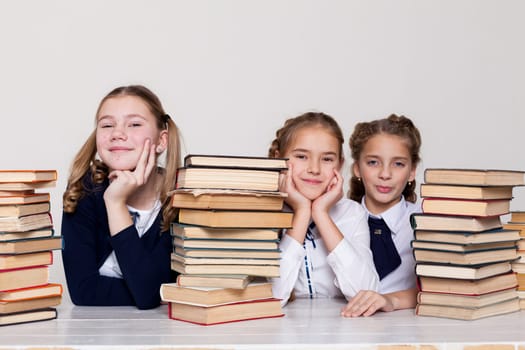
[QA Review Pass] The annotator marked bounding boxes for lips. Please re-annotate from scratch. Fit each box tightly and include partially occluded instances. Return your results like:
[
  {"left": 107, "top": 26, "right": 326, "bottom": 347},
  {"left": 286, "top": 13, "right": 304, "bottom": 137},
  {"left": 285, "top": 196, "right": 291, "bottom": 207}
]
[
  {"left": 376, "top": 185, "right": 392, "bottom": 193},
  {"left": 302, "top": 178, "right": 323, "bottom": 185},
  {"left": 108, "top": 146, "right": 132, "bottom": 152}
]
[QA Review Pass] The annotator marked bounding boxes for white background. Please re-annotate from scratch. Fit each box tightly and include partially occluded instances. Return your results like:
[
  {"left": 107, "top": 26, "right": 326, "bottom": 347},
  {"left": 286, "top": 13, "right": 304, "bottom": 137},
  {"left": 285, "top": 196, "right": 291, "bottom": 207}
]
[{"left": 0, "top": 1, "right": 524, "bottom": 301}]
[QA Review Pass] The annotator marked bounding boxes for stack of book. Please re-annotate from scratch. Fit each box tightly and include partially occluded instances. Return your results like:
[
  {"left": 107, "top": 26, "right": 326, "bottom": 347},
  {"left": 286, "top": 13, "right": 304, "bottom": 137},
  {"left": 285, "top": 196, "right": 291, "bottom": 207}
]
[
  {"left": 503, "top": 211, "right": 525, "bottom": 309},
  {"left": 412, "top": 168, "right": 524, "bottom": 320},
  {"left": 0, "top": 170, "right": 63, "bottom": 326},
  {"left": 161, "top": 155, "right": 291, "bottom": 325}
]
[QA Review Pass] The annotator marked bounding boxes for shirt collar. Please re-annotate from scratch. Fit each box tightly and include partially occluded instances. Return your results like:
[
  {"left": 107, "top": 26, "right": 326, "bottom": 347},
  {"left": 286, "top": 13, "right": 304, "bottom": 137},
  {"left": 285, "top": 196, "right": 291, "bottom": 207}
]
[{"left": 361, "top": 196, "right": 408, "bottom": 235}]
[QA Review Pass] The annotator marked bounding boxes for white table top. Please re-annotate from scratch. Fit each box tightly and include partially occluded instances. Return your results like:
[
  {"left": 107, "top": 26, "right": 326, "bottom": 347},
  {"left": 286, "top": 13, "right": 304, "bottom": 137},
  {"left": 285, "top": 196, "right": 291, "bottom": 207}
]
[{"left": 0, "top": 297, "right": 524, "bottom": 349}]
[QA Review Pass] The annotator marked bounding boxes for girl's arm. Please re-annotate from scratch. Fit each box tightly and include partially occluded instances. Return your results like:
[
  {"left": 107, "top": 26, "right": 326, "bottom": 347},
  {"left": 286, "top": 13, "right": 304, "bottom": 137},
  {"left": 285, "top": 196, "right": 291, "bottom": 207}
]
[{"left": 341, "top": 287, "right": 418, "bottom": 317}]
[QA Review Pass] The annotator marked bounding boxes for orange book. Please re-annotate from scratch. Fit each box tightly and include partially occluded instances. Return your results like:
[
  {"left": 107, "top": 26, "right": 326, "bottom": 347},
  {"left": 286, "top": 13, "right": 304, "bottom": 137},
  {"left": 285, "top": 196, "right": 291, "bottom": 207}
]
[{"left": 0, "top": 251, "right": 53, "bottom": 270}]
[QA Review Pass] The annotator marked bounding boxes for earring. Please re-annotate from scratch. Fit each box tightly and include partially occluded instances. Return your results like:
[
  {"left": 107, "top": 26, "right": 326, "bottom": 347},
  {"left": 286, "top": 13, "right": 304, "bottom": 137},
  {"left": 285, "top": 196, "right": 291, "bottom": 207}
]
[
  {"left": 407, "top": 181, "right": 412, "bottom": 187},
  {"left": 357, "top": 177, "right": 362, "bottom": 182}
]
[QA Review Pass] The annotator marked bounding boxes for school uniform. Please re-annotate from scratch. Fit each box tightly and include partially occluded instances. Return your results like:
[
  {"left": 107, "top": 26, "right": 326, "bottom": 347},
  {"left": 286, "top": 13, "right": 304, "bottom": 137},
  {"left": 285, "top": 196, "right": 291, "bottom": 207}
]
[
  {"left": 272, "top": 198, "right": 379, "bottom": 306},
  {"left": 362, "top": 196, "right": 420, "bottom": 294},
  {"left": 61, "top": 173, "right": 174, "bottom": 309}
]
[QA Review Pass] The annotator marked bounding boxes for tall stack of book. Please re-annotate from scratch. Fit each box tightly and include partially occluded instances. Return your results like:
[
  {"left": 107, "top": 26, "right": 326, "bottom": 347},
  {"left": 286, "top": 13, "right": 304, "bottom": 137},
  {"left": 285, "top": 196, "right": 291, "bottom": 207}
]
[
  {"left": 0, "top": 170, "right": 63, "bottom": 326},
  {"left": 161, "top": 155, "right": 291, "bottom": 325},
  {"left": 503, "top": 211, "right": 525, "bottom": 309},
  {"left": 412, "top": 168, "right": 524, "bottom": 320}
]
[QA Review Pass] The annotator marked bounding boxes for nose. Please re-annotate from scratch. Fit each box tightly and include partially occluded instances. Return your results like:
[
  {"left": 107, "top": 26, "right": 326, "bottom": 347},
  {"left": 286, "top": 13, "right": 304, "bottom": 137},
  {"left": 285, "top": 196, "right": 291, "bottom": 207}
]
[
  {"left": 110, "top": 124, "right": 127, "bottom": 141},
  {"left": 379, "top": 165, "right": 392, "bottom": 179},
  {"left": 307, "top": 159, "right": 320, "bottom": 175}
]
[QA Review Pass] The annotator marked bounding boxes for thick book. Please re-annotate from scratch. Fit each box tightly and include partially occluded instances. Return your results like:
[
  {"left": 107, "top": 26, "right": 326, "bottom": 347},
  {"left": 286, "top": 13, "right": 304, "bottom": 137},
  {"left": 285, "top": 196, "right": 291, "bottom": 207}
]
[
  {"left": 176, "top": 274, "right": 253, "bottom": 289},
  {"left": 171, "top": 259, "right": 280, "bottom": 277},
  {"left": 0, "top": 283, "right": 63, "bottom": 302},
  {"left": 175, "top": 246, "right": 281, "bottom": 259},
  {"left": 417, "top": 288, "right": 518, "bottom": 308},
  {"left": 168, "top": 298, "right": 284, "bottom": 325},
  {"left": 160, "top": 281, "right": 273, "bottom": 306},
  {"left": 184, "top": 154, "right": 288, "bottom": 170},
  {"left": 421, "top": 198, "right": 510, "bottom": 217},
  {"left": 172, "top": 252, "right": 280, "bottom": 266},
  {"left": 0, "top": 170, "right": 57, "bottom": 183},
  {"left": 0, "top": 181, "right": 56, "bottom": 191},
  {"left": 423, "top": 168, "right": 525, "bottom": 186},
  {"left": 0, "top": 251, "right": 53, "bottom": 270},
  {"left": 0, "top": 202, "right": 51, "bottom": 217},
  {"left": 0, "top": 295, "right": 61, "bottom": 314},
  {"left": 418, "top": 272, "right": 518, "bottom": 295},
  {"left": 413, "top": 247, "right": 518, "bottom": 265},
  {"left": 176, "top": 167, "right": 281, "bottom": 192},
  {"left": 420, "top": 184, "right": 514, "bottom": 200},
  {"left": 415, "top": 298, "right": 520, "bottom": 320},
  {"left": 0, "top": 193, "right": 50, "bottom": 205},
  {"left": 0, "top": 265, "right": 49, "bottom": 291},
  {"left": 503, "top": 223, "right": 525, "bottom": 237},
  {"left": 0, "top": 236, "right": 62, "bottom": 254},
  {"left": 178, "top": 209, "right": 293, "bottom": 229},
  {"left": 416, "top": 261, "right": 512, "bottom": 280},
  {"left": 170, "top": 189, "right": 286, "bottom": 211},
  {"left": 510, "top": 211, "right": 525, "bottom": 223},
  {"left": 0, "top": 227, "right": 54, "bottom": 242},
  {"left": 0, "top": 307, "right": 57, "bottom": 326},
  {"left": 413, "top": 228, "right": 521, "bottom": 245},
  {"left": 410, "top": 213, "right": 502, "bottom": 232},
  {"left": 411, "top": 240, "right": 517, "bottom": 253},
  {"left": 171, "top": 223, "right": 279, "bottom": 241},
  {"left": 0, "top": 213, "right": 53, "bottom": 232},
  {"left": 173, "top": 237, "right": 279, "bottom": 251},
  {"left": 511, "top": 262, "right": 525, "bottom": 274}
]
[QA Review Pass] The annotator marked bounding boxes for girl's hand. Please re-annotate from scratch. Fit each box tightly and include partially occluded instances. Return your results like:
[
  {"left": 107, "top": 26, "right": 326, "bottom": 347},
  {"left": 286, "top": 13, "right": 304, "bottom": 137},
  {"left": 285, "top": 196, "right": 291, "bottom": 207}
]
[
  {"left": 103, "top": 138, "right": 156, "bottom": 205},
  {"left": 280, "top": 163, "right": 311, "bottom": 212},
  {"left": 312, "top": 168, "right": 343, "bottom": 216},
  {"left": 341, "top": 290, "right": 393, "bottom": 317}
]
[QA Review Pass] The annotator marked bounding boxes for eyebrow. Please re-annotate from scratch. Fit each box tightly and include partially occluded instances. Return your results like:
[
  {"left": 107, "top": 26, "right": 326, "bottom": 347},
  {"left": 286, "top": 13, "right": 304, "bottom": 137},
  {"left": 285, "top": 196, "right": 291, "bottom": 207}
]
[{"left": 97, "top": 114, "right": 146, "bottom": 121}]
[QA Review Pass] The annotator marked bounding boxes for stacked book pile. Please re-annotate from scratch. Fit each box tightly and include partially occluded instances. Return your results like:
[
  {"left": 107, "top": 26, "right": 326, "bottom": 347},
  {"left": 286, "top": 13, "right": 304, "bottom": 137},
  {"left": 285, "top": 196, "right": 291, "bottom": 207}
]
[
  {"left": 503, "top": 211, "right": 525, "bottom": 309},
  {"left": 0, "top": 170, "right": 63, "bottom": 326},
  {"left": 412, "top": 168, "right": 524, "bottom": 320},
  {"left": 161, "top": 155, "right": 292, "bottom": 325}
]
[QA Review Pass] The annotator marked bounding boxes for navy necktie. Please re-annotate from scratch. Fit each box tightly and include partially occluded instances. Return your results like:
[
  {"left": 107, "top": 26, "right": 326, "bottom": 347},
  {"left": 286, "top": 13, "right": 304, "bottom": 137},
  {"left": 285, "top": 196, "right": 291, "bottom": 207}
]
[{"left": 368, "top": 216, "right": 401, "bottom": 280}]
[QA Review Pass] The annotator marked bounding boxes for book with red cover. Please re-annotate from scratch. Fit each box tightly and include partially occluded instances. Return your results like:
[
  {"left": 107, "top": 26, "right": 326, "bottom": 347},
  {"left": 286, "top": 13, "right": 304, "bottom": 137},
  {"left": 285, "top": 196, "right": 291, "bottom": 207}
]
[
  {"left": 0, "top": 283, "right": 62, "bottom": 302},
  {"left": 168, "top": 298, "right": 284, "bottom": 325},
  {"left": 0, "top": 265, "right": 49, "bottom": 292}
]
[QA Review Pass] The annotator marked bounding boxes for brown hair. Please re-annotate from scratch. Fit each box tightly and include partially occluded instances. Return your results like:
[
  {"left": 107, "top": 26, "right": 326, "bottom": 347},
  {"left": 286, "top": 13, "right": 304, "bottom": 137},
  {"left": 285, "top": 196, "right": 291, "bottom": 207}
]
[
  {"left": 268, "top": 112, "right": 344, "bottom": 160},
  {"left": 62, "top": 85, "right": 181, "bottom": 231},
  {"left": 348, "top": 114, "right": 421, "bottom": 203}
]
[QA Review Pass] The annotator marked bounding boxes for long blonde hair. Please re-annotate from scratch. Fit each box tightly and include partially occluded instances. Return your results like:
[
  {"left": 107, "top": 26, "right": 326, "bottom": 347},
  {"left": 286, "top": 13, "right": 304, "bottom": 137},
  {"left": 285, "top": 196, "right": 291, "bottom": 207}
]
[{"left": 63, "top": 85, "right": 181, "bottom": 231}]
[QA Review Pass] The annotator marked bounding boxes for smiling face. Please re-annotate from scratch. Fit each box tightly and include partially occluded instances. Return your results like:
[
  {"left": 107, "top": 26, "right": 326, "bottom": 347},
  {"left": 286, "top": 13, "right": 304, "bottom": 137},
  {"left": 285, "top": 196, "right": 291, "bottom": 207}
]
[
  {"left": 282, "top": 125, "right": 342, "bottom": 200},
  {"left": 353, "top": 133, "right": 415, "bottom": 215},
  {"left": 95, "top": 95, "right": 167, "bottom": 171}
]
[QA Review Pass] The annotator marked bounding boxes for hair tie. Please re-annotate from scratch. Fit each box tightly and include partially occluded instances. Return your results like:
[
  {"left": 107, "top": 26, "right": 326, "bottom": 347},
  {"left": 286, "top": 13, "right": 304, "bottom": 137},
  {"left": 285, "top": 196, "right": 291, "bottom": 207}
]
[{"left": 162, "top": 114, "right": 171, "bottom": 124}]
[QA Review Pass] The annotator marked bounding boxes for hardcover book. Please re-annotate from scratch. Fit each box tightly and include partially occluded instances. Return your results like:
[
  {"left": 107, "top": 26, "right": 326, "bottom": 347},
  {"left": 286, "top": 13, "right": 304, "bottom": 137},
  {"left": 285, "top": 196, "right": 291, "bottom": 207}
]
[
  {"left": 171, "top": 223, "right": 279, "bottom": 241},
  {"left": 415, "top": 261, "right": 512, "bottom": 280},
  {"left": 174, "top": 246, "right": 281, "bottom": 259},
  {"left": 184, "top": 154, "right": 288, "bottom": 170},
  {"left": 0, "top": 295, "right": 61, "bottom": 314},
  {"left": 173, "top": 236, "right": 279, "bottom": 251},
  {"left": 418, "top": 272, "right": 518, "bottom": 295},
  {"left": 0, "top": 251, "right": 53, "bottom": 270},
  {"left": 410, "top": 240, "right": 517, "bottom": 253},
  {"left": 415, "top": 298, "right": 520, "bottom": 320},
  {"left": 0, "top": 181, "right": 56, "bottom": 191},
  {"left": 171, "top": 252, "right": 280, "bottom": 266},
  {"left": 0, "top": 213, "right": 53, "bottom": 232},
  {"left": 0, "top": 236, "right": 62, "bottom": 254},
  {"left": 413, "top": 246, "right": 518, "bottom": 265},
  {"left": 423, "top": 168, "right": 525, "bottom": 186},
  {"left": 168, "top": 298, "right": 284, "bottom": 325},
  {"left": 176, "top": 274, "right": 253, "bottom": 289},
  {"left": 0, "top": 170, "right": 57, "bottom": 183},
  {"left": 0, "top": 193, "right": 50, "bottom": 205},
  {"left": 417, "top": 287, "right": 518, "bottom": 308},
  {"left": 0, "top": 202, "right": 51, "bottom": 218},
  {"left": 0, "top": 307, "right": 57, "bottom": 326},
  {"left": 170, "top": 189, "right": 286, "bottom": 211},
  {"left": 420, "top": 184, "right": 514, "bottom": 200},
  {"left": 0, "top": 265, "right": 49, "bottom": 291},
  {"left": 171, "top": 259, "right": 280, "bottom": 277},
  {"left": 0, "top": 283, "right": 63, "bottom": 302},
  {"left": 160, "top": 281, "right": 273, "bottom": 306},
  {"left": 178, "top": 209, "right": 293, "bottom": 229},
  {"left": 176, "top": 167, "right": 281, "bottom": 192},
  {"left": 410, "top": 213, "right": 502, "bottom": 232},
  {"left": 421, "top": 198, "right": 510, "bottom": 217},
  {"left": 413, "top": 228, "right": 521, "bottom": 245}
]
